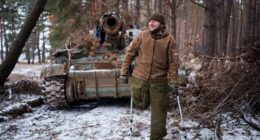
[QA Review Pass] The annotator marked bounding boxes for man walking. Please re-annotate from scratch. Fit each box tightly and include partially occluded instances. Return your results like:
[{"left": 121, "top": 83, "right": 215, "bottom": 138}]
[{"left": 120, "top": 13, "right": 179, "bottom": 140}]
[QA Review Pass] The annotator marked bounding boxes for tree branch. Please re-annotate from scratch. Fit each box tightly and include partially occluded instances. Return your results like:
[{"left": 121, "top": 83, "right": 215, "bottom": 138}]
[
  {"left": 190, "top": 0, "right": 207, "bottom": 9},
  {"left": 242, "top": 113, "right": 260, "bottom": 131}
]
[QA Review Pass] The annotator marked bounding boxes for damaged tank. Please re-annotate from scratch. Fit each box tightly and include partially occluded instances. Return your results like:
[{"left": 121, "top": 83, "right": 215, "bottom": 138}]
[{"left": 41, "top": 12, "right": 140, "bottom": 109}]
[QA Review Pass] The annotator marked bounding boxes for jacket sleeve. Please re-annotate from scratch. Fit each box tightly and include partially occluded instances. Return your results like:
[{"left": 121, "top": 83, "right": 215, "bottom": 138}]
[
  {"left": 168, "top": 37, "right": 180, "bottom": 84},
  {"left": 120, "top": 31, "right": 142, "bottom": 75}
]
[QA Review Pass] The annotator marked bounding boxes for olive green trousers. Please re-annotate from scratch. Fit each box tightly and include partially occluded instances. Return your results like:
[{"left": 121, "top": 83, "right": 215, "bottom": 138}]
[{"left": 130, "top": 76, "right": 169, "bottom": 140}]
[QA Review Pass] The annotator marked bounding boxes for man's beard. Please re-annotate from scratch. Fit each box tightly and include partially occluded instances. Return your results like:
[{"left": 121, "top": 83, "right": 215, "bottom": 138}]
[{"left": 150, "top": 26, "right": 162, "bottom": 34}]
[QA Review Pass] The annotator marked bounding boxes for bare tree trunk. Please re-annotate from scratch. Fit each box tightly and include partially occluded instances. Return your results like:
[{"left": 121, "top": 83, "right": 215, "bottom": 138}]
[
  {"left": 168, "top": 0, "right": 176, "bottom": 38},
  {"left": 11, "top": 14, "right": 16, "bottom": 46},
  {"left": 100, "top": 0, "right": 108, "bottom": 14},
  {"left": 191, "top": 1, "right": 205, "bottom": 53},
  {"left": 250, "top": 0, "right": 257, "bottom": 37},
  {"left": 36, "top": 28, "right": 41, "bottom": 63},
  {"left": 0, "top": 0, "right": 48, "bottom": 87},
  {"left": 215, "top": 3, "right": 221, "bottom": 56},
  {"left": 32, "top": 36, "right": 35, "bottom": 64},
  {"left": 41, "top": 25, "right": 46, "bottom": 63},
  {"left": 88, "top": 0, "right": 97, "bottom": 27},
  {"left": 246, "top": 0, "right": 257, "bottom": 37},
  {"left": 25, "top": 42, "right": 31, "bottom": 64},
  {"left": 146, "top": 0, "right": 151, "bottom": 17},
  {"left": 134, "top": 0, "right": 140, "bottom": 25},
  {"left": 130, "top": 0, "right": 133, "bottom": 14},
  {"left": 153, "top": 0, "right": 157, "bottom": 13},
  {"left": 241, "top": 0, "right": 248, "bottom": 42},
  {"left": 257, "top": 0, "right": 260, "bottom": 36},
  {"left": 157, "top": 0, "right": 162, "bottom": 13},
  {"left": 0, "top": 20, "right": 3, "bottom": 61},
  {"left": 217, "top": 0, "right": 233, "bottom": 57},
  {"left": 184, "top": 0, "right": 188, "bottom": 40},
  {"left": 115, "top": 0, "right": 120, "bottom": 12},
  {"left": 32, "top": 51, "right": 35, "bottom": 64},
  {"left": 229, "top": 1, "right": 239, "bottom": 56},
  {"left": 223, "top": 0, "right": 233, "bottom": 56},
  {"left": 42, "top": 41, "right": 45, "bottom": 63},
  {"left": 3, "top": 18, "right": 8, "bottom": 56},
  {"left": 162, "top": 1, "right": 169, "bottom": 28},
  {"left": 203, "top": 0, "right": 216, "bottom": 56},
  {"left": 122, "top": 0, "right": 128, "bottom": 12},
  {"left": 177, "top": 0, "right": 187, "bottom": 63},
  {"left": 239, "top": 0, "right": 245, "bottom": 48},
  {"left": 0, "top": 1, "right": 4, "bottom": 61}
]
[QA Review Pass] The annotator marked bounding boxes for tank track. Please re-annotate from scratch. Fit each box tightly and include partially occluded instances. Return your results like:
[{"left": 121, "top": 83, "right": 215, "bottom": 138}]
[{"left": 42, "top": 76, "right": 69, "bottom": 109}]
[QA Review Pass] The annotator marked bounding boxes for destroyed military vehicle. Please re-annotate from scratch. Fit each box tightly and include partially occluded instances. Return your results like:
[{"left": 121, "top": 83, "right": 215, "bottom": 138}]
[{"left": 41, "top": 12, "right": 140, "bottom": 109}]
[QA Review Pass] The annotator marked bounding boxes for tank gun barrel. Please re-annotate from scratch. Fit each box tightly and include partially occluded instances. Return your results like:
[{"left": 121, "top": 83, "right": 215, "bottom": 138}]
[
  {"left": 96, "top": 12, "right": 126, "bottom": 50},
  {"left": 100, "top": 12, "right": 124, "bottom": 36}
]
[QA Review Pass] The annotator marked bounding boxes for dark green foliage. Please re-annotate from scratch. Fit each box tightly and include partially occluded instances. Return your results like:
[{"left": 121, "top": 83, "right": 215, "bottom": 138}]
[
  {"left": 0, "top": 0, "right": 34, "bottom": 56},
  {"left": 46, "top": 0, "right": 90, "bottom": 48}
]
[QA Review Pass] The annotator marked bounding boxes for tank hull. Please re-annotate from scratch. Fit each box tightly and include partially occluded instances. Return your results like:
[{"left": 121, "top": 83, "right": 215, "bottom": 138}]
[{"left": 66, "top": 69, "right": 130, "bottom": 104}]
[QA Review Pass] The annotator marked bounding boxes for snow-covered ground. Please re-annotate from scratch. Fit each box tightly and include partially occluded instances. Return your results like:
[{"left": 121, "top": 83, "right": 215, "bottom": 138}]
[
  {"left": 1, "top": 102, "right": 259, "bottom": 140},
  {"left": 0, "top": 64, "right": 259, "bottom": 140},
  {"left": 10, "top": 63, "right": 44, "bottom": 77}
]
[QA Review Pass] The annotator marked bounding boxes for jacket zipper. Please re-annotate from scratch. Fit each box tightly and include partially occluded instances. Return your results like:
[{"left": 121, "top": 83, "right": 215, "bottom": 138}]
[{"left": 148, "top": 39, "right": 156, "bottom": 81}]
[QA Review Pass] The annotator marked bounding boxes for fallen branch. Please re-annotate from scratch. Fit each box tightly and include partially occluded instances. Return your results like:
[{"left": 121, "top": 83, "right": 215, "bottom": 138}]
[
  {"left": 191, "top": 126, "right": 203, "bottom": 140},
  {"left": 242, "top": 113, "right": 260, "bottom": 131},
  {"left": 214, "top": 116, "right": 222, "bottom": 140},
  {"left": 24, "top": 97, "right": 44, "bottom": 107},
  {"left": 190, "top": 0, "right": 207, "bottom": 9},
  {"left": 0, "top": 97, "right": 44, "bottom": 117},
  {"left": 194, "top": 52, "right": 243, "bottom": 60},
  {"left": 0, "top": 103, "right": 32, "bottom": 116}
]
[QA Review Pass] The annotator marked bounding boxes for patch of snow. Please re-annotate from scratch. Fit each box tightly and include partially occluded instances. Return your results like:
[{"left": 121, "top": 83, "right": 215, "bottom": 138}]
[
  {"left": 188, "top": 71, "right": 196, "bottom": 83},
  {"left": 179, "top": 120, "right": 199, "bottom": 129},
  {"left": 185, "top": 57, "right": 202, "bottom": 72},
  {"left": 187, "top": 71, "right": 198, "bottom": 87},
  {"left": 198, "top": 128, "right": 214, "bottom": 139},
  {"left": 11, "top": 64, "right": 44, "bottom": 78}
]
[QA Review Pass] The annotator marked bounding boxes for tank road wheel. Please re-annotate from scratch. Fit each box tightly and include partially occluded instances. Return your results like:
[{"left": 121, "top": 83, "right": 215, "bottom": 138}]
[{"left": 42, "top": 76, "right": 70, "bottom": 109}]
